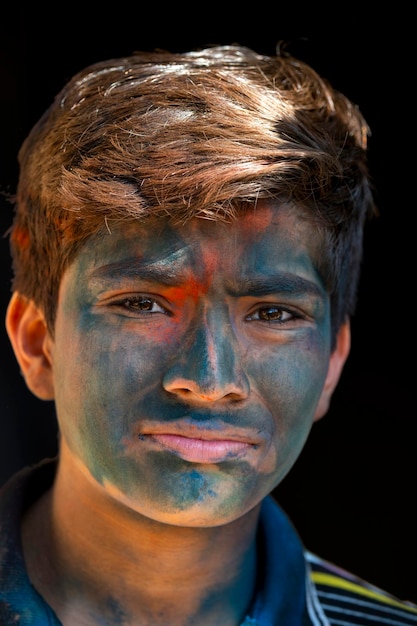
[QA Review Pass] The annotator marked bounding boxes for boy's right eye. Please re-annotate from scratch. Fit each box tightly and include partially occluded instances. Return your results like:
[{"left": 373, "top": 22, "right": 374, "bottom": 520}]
[{"left": 111, "top": 295, "right": 168, "bottom": 315}]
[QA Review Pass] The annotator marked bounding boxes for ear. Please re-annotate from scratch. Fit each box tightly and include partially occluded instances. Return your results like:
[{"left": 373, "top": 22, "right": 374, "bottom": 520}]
[
  {"left": 5, "top": 292, "right": 55, "bottom": 400},
  {"left": 313, "top": 321, "right": 351, "bottom": 422}
]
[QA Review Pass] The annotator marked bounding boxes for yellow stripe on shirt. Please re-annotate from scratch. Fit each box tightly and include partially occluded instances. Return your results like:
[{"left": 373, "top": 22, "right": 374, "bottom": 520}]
[{"left": 311, "top": 572, "right": 417, "bottom": 615}]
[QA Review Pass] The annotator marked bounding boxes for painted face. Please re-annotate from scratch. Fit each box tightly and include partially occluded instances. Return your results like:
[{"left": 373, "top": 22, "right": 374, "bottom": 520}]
[{"left": 51, "top": 201, "right": 332, "bottom": 526}]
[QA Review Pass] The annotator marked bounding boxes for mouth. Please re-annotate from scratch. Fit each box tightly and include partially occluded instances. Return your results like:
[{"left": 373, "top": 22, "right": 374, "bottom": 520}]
[
  {"left": 132, "top": 417, "right": 262, "bottom": 464},
  {"left": 141, "top": 433, "right": 253, "bottom": 463}
]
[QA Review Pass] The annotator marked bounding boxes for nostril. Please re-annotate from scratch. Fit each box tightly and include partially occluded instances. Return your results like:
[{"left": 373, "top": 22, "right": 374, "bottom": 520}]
[
  {"left": 164, "top": 382, "right": 248, "bottom": 403},
  {"left": 177, "top": 388, "right": 192, "bottom": 396}
]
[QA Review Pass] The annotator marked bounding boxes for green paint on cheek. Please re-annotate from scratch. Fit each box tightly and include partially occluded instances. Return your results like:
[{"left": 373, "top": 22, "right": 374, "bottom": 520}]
[
  {"left": 90, "top": 446, "right": 264, "bottom": 517},
  {"left": 128, "top": 452, "right": 218, "bottom": 511}
]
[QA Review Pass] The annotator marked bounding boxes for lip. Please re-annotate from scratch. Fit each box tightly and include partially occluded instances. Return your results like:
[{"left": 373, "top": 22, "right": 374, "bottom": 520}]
[{"left": 144, "top": 433, "right": 253, "bottom": 463}]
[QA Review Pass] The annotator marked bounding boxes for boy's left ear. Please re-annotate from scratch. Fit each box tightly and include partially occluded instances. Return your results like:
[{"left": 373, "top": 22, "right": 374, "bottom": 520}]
[
  {"left": 5, "top": 292, "right": 55, "bottom": 401},
  {"left": 313, "top": 321, "right": 351, "bottom": 422}
]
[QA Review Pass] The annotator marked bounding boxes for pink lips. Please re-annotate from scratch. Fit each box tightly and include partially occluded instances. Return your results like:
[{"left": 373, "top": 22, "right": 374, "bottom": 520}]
[{"left": 148, "top": 433, "right": 251, "bottom": 463}]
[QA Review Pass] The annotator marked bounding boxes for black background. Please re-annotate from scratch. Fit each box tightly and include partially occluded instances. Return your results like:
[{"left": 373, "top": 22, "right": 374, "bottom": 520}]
[{"left": 1, "top": 6, "right": 415, "bottom": 604}]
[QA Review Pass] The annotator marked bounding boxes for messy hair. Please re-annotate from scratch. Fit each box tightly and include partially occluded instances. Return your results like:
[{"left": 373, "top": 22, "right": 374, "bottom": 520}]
[{"left": 9, "top": 44, "right": 376, "bottom": 344}]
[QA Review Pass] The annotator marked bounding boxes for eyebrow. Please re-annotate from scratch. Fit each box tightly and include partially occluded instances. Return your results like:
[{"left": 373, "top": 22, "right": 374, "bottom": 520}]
[
  {"left": 227, "top": 275, "right": 325, "bottom": 299},
  {"left": 89, "top": 259, "right": 325, "bottom": 299},
  {"left": 89, "top": 258, "right": 187, "bottom": 286}
]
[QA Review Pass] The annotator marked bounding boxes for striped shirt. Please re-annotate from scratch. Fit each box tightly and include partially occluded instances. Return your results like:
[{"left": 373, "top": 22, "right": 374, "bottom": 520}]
[{"left": 305, "top": 551, "right": 417, "bottom": 626}]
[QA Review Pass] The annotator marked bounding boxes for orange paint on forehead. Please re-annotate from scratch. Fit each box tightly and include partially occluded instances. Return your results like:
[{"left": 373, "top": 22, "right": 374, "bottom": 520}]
[
  {"left": 160, "top": 205, "right": 277, "bottom": 305},
  {"left": 163, "top": 274, "right": 210, "bottom": 305},
  {"left": 241, "top": 205, "right": 275, "bottom": 231}
]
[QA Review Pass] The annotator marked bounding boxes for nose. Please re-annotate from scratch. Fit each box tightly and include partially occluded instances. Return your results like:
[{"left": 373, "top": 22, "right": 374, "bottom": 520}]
[{"left": 162, "top": 308, "right": 250, "bottom": 403}]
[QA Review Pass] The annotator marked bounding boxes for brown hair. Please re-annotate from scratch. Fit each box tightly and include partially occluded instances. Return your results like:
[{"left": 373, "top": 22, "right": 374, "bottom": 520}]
[{"left": 8, "top": 44, "right": 376, "bottom": 343}]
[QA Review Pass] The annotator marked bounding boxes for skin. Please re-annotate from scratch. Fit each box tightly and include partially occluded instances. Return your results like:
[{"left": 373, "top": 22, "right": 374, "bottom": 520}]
[{"left": 6, "top": 200, "right": 350, "bottom": 625}]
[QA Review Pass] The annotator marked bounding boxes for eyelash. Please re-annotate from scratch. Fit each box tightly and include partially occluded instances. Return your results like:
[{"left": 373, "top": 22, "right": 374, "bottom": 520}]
[
  {"left": 245, "top": 306, "right": 300, "bottom": 324},
  {"left": 111, "top": 295, "right": 170, "bottom": 315}
]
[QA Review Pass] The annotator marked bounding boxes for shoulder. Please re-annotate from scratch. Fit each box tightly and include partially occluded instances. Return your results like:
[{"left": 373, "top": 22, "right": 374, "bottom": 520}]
[
  {"left": 0, "top": 459, "right": 59, "bottom": 625},
  {"left": 305, "top": 551, "right": 417, "bottom": 625}
]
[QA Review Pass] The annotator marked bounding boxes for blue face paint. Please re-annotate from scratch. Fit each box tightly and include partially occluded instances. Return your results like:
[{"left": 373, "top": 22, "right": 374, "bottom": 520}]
[{"left": 51, "top": 202, "right": 333, "bottom": 526}]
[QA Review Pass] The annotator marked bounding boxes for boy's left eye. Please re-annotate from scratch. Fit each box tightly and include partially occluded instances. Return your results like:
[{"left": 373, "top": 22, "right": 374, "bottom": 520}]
[{"left": 246, "top": 306, "right": 296, "bottom": 323}]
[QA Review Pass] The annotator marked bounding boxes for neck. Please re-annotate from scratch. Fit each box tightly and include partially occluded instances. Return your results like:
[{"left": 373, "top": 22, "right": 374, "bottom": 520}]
[{"left": 22, "top": 446, "right": 261, "bottom": 625}]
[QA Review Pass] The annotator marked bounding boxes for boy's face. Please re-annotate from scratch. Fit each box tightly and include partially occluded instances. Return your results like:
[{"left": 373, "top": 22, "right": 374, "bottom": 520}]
[{"left": 35, "top": 201, "right": 346, "bottom": 526}]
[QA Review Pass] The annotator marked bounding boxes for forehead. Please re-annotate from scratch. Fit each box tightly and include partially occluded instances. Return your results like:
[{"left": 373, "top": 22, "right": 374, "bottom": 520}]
[{"left": 76, "top": 201, "right": 324, "bottom": 283}]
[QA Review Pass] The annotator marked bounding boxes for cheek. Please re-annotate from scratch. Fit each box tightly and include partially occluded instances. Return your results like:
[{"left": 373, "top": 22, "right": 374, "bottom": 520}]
[
  {"left": 253, "top": 328, "right": 329, "bottom": 409},
  {"left": 52, "top": 318, "right": 171, "bottom": 465},
  {"left": 249, "top": 334, "right": 330, "bottom": 476}
]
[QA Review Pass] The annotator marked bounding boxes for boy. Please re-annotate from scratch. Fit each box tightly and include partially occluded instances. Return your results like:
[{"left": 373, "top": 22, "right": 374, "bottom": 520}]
[{"left": 1, "top": 44, "right": 416, "bottom": 625}]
